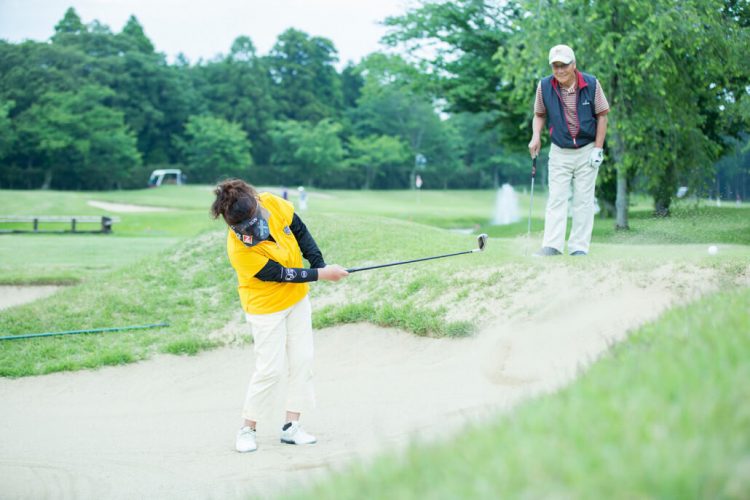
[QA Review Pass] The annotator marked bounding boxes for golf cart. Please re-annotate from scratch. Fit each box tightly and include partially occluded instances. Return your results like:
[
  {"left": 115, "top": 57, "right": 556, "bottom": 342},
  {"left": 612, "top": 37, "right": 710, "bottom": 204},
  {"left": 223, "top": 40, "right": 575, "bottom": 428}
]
[{"left": 148, "top": 169, "right": 186, "bottom": 187}]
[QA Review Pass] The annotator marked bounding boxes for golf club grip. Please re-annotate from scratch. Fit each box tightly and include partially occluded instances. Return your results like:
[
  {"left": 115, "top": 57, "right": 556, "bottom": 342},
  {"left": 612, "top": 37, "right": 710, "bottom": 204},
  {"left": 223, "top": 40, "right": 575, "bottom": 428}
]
[
  {"left": 532, "top": 157, "right": 537, "bottom": 177},
  {"left": 347, "top": 250, "right": 473, "bottom": 273}
]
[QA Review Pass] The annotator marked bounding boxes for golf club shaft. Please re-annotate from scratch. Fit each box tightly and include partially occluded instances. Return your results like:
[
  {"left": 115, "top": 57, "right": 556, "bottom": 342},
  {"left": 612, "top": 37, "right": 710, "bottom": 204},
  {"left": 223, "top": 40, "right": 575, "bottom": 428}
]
[
  {"left": 347, "top": 249, "right": 475, "bottom": 273},
  {"left": 528, "top": 157, "right": 537, "bottom": 236}
]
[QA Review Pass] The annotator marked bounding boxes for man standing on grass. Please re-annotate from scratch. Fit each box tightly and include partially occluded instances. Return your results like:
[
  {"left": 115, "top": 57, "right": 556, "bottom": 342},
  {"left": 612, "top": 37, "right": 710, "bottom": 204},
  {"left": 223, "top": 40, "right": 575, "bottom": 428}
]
[{"left": 528, "top": 44, "right": 610, "bottom": 257}]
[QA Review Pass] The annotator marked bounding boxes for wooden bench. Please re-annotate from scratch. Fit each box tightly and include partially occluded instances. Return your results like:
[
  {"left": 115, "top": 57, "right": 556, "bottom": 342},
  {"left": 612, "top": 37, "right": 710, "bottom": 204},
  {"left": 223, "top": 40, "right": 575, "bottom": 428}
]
[{"left": 0, "top": 215, "right": 121, "bottom": 234}]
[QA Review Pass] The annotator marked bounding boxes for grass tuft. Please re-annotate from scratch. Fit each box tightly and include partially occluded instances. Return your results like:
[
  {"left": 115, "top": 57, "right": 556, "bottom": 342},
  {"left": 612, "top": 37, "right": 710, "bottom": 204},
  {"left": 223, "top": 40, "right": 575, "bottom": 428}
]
[
  {"left": 162, "top": 337, "right": 219, "bottom": 356},
  {"left": 314, "top": 302, "right": 474, "bottom": 338}
]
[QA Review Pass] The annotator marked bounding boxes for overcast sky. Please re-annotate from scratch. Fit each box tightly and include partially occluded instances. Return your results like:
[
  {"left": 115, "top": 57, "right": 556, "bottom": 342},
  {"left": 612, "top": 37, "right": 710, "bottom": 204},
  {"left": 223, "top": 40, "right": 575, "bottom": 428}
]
[{"left": 0, "top": 0, "right": 414, "bottom": 66}]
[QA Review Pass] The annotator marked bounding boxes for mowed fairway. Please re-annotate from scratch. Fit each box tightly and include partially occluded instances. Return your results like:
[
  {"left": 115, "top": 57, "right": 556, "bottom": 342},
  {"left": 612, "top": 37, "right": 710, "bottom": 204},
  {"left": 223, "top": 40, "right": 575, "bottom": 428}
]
[{"left": 1, "top": 186, "right": 749, "bottom": 499}]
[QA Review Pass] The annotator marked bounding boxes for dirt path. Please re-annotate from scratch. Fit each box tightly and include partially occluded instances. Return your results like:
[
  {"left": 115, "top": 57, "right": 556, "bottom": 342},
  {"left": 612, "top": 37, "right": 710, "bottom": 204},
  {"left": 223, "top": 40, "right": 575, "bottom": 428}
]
[{"left": 0, "top": 263, "right": 721, "bottom": 499}]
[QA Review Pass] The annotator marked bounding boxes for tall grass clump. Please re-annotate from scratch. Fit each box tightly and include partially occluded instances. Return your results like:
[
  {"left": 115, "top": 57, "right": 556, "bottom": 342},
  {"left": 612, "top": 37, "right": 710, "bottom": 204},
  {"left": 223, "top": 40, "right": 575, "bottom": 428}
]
[{"left": 314, "top": 302, "right": 474, "bottom": 338}]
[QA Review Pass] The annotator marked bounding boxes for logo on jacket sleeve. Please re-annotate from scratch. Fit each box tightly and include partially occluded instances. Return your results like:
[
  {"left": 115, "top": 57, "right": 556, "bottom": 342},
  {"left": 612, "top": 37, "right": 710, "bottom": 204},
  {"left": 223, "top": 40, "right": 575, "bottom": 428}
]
[
  {"left": 284, "top": 268, "right": 297, "bottom": 281},
  {"left": 283, "top": 225, "right": 292, "bottom": 235}
]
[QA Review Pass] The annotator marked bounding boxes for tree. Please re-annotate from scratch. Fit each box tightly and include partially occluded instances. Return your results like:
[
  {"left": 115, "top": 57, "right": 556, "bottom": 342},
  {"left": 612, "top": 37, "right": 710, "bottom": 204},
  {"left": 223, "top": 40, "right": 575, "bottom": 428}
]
[
  {"left": 348, "top": 54, "right": 461, "bottom": 188},
  {"left": 450, "top": 112, "right": 530, "bottom": 188},
  {"left": 190, "top": 36, "right": 277, "bottom": 165},
  {"left": 383, "top": 1, "right": 528, "bottom": 144},
  {"left": 14, "top": 85, "right": 140, "bottom": 189},
  {"left": 0, "top": 100, "right": 16, "bottom": 161},
  {"left": 347, "top": 135, "right": 411, "bottom": 189},
  {"left": 270, "top": 119, "right": 344, "bottom": 186},
  {"left": 47, "top": 9, "right": 193, "bottom": 165},
  {"left": 120, "top": 15, "right": 155, "bottom": 54},
  {"left": 267, "top": 29, "right": 344, "bottom": 122},
  {"left": 178, "top": 115, "right": 252, "bottom": 183},
  {"left": 0, "top": 40, "right": 89, "bottom": 113},
  {"left": 340, "top": 62, "right": 364, "bottom": 110},
  {"left": 52, "top": 7, "right": 85, "bottom": 39}
]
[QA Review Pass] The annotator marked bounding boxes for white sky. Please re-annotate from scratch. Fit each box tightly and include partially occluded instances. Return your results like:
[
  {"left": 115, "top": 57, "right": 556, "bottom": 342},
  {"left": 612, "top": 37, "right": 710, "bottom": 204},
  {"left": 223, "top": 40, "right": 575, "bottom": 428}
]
[{"left": 0, "top": 0, "right": 415, "bottom": 66}]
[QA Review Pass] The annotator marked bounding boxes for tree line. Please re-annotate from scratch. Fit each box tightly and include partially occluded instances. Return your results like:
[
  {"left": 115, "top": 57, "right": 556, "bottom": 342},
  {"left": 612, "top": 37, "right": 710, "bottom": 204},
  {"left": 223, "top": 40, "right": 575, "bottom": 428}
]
[
  {"left": 0, "top": 7, "right": 522, "bottom": 193},
  {"left": 1, "top": 2, "right": 748, "bottom": 221}
]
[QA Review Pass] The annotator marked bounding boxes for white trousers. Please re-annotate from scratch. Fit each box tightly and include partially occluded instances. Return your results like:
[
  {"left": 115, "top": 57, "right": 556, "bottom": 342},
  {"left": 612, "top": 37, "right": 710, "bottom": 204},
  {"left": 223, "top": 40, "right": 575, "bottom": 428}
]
[
  {"left": 242, "top": 295, "right": 315, "bottom": 422},
  {"left": 542, "top": 143, "right": 599, "bottom": 254}
]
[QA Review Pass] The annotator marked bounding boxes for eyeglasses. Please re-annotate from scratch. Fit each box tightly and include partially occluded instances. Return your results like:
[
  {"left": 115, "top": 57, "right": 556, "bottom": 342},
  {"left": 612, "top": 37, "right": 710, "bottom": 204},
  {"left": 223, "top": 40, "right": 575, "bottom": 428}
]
[{"left": 551, "top": 62, "right": 572, "bottom": 70}]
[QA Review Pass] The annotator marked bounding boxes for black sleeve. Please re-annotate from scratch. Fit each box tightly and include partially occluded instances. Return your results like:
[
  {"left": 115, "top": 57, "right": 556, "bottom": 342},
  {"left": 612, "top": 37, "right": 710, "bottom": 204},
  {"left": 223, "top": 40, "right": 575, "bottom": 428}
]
[
  {"left": 254, "top": 259, "right": 319, "bottom": 283},
  {"left": 290, "top": 213, "right": 326, "bottom": 268}
]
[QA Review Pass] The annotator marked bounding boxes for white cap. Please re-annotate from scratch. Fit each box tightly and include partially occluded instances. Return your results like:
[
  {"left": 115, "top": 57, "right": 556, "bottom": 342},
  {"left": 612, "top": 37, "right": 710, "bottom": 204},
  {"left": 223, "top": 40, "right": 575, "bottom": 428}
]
[{"left": 548, "top": 44, "right": 575, "bottom": 65}]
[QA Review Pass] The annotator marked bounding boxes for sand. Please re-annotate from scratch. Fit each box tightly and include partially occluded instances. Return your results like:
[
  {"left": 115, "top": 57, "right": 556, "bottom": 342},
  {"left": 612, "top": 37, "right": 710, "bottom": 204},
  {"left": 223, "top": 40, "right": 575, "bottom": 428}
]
[
  {"left": 0, "top": 263, "right": 723, "bottom": 499},
  {"left": 87, "top": 200, "right": 174, "bottom": 213},
  {"left": 0, "top": 285, "right": 61, "bottom": 311}
]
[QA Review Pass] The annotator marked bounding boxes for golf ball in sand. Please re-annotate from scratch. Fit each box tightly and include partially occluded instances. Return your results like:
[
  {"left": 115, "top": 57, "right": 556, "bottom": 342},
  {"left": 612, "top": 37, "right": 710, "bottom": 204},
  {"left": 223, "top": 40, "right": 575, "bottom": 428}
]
[{"left": 708, "top": 245, "right": 718, "bottom": 255}]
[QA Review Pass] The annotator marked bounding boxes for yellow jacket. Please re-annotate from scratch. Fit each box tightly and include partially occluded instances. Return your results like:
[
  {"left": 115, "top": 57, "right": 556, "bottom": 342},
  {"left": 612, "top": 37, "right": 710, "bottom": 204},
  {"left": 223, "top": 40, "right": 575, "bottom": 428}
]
[{"left": 226, "top": 193, "right": 309, "bottom": 314}]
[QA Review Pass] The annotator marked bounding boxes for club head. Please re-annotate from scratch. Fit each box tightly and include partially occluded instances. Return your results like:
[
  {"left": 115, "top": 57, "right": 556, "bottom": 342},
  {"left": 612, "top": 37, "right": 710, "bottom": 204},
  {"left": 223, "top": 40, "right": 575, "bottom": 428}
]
[{"left": 477, "top": 233, "right": 488, "bottom": 252}]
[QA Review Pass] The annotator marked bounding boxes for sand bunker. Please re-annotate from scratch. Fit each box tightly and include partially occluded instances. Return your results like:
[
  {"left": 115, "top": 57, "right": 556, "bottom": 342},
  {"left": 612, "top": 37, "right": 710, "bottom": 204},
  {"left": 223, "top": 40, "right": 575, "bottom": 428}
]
[
  {"left": 87, "top": 200, "right": 174, "bottom": 213},
  {"left": 0, "top": 262, "right": 726, "bottom": 499},
  {"left": 0, "top": 285, "right": 61, "bottom": 311}
]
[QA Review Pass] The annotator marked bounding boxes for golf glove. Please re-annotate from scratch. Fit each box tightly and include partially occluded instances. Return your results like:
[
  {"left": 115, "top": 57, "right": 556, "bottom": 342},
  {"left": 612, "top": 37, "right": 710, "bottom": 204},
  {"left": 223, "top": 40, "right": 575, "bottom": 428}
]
[{"left": 589, "top": 147, "right": 604, "bottom": 168}]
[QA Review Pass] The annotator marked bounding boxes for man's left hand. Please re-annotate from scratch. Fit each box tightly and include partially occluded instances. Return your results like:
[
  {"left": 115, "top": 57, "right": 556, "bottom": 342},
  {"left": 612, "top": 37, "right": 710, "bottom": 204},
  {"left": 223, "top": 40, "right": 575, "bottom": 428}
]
[{"left": 589, "top": 147, "right": 604, "bottom": 168}]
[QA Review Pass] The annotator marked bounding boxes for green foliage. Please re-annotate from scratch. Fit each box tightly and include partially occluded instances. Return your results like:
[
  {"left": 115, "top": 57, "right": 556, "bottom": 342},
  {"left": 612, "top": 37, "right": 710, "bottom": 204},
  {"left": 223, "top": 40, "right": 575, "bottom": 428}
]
[
  {"left": 270, "top": 119, "right": 344, "bottom": 186},
  {"left": 382, "top": 1, "right": 514, "bottom": 115},
  {"left": 346, "top": 134, "right": 411, "bottom": 189},
  {"left": 349, "top": 54, "right": 464, "bottom": 188},
  {"left": 191, "top": 38, "right": 277, "bottom": 164},
  {"left": 268, "top": 28, "right": 344, "bottom": 122},
  {"left": 178, "top": 115, "right": 252, "bottom": 183},
  {"left": 0, "top": 99, "right": 15, "bottom": 160},
  {"left": 14, "top": 84, "right": 141, "bottom": 189},
  {"left": 1, "top": 4, "right": 748, "bottom": 194}
]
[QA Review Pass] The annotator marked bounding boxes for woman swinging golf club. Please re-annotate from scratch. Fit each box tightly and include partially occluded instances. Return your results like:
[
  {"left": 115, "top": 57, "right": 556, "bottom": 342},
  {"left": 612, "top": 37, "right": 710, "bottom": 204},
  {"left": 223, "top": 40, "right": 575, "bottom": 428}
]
[{"left": 211, "top": 179, "right": 348, "bottom": 453}]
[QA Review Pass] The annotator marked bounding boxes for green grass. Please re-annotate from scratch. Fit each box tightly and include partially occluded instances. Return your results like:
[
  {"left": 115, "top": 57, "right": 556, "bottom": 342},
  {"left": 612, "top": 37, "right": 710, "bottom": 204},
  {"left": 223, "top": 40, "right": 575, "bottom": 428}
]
[
  {"left": 592, "top": 203, "right": 750, "bottom": 245},
  {"left": 0, "top": 187, "right": 219, "bottom": 284},
  {"left": 314, "top": 302, "right": 474, "bottom": 337},
  {"left": 1, "top": 187, "right": 749, "bottom": 376},
  {"left": 1, "top": 185, "right": 749, "bottom": 497},
  {"left": 0, "top": 234, "right": 181, "bottom": 284},
  {"left": 290, "top": 286, "right": 750, "bottom": 499},
  {"left": 0, "top": 230, "right": 237, "bottom": 376},
  {"left": 285, "top": 188, "right": 750, "bottom": 245}
]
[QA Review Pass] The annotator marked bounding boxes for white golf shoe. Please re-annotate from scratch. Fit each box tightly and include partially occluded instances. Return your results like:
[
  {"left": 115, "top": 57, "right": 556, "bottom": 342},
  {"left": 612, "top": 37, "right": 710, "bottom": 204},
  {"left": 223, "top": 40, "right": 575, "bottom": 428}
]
[
  {"left": 235, "top": 426, "right": 257, "bottom": 453},
  {"left": 280, "top": 421, "right": 317, "bottom": 445}
]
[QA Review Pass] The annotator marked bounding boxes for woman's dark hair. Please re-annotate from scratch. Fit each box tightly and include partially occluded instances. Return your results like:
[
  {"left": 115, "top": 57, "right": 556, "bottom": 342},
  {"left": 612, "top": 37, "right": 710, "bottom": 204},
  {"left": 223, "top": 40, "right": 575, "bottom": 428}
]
[{"left": 210, "top": 179, "right": 259, "bottom": 225}]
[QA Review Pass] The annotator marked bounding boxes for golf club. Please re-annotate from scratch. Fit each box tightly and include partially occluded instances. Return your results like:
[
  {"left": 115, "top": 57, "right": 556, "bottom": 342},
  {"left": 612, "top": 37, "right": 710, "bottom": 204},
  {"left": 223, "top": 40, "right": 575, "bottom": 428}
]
[
  {"left": 527, "top": 156, "right": 537, "bottom": 238},
  {"left": 347, "top": 233, "right": 488, "bottom": 273}
]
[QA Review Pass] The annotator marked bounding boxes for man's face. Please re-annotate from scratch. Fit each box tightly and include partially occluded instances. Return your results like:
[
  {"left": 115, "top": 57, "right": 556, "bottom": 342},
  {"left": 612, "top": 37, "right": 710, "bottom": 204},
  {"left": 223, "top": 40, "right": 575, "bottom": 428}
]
[{"left": 551, "top": 61, "right": 576, "bottom": 86}]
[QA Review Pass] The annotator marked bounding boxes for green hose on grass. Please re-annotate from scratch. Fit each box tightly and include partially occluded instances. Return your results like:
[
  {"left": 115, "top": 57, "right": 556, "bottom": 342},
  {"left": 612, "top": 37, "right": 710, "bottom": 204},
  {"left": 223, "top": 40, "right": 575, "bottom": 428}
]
[{"left": 0, "top": 322, "right": 169, "bottom": 341}]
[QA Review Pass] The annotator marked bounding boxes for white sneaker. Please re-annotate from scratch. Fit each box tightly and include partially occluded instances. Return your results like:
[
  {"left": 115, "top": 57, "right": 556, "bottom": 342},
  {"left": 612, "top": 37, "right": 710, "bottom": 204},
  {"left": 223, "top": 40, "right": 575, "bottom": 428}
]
[
  {"left": 280, "top": 421, "right": 317, "bottom": 445},
  {"left": 235, "top": 426, "right": 257, "bottom": 452}
]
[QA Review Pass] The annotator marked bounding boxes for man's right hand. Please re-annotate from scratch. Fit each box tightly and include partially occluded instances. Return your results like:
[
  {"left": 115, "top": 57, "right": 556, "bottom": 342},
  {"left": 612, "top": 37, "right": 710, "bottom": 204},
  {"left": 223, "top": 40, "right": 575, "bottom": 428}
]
[
  {"left": 528, "top": 135, "right": 541, "bottom": 158},
  {"left": 318, "top": 264, "right": 349, "bottom": 282}
]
